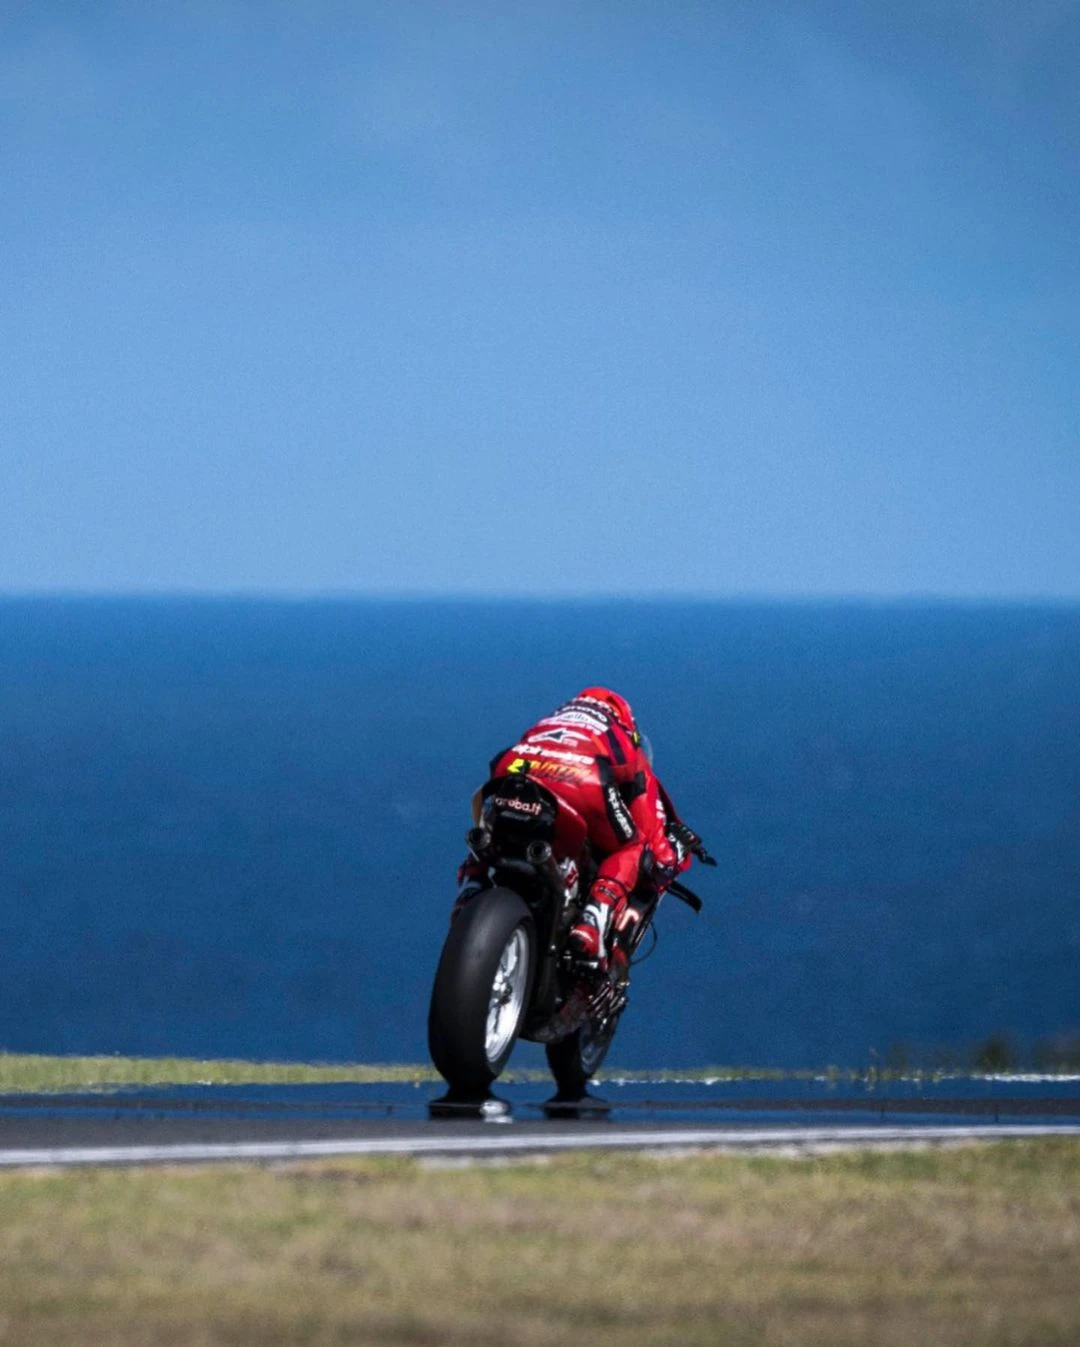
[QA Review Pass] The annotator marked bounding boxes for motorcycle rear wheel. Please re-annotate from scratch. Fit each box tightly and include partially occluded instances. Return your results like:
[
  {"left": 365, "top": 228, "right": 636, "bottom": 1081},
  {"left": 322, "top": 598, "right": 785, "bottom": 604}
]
[{"left": 428, "top": 887, "right": 536, "bottom": 1092}]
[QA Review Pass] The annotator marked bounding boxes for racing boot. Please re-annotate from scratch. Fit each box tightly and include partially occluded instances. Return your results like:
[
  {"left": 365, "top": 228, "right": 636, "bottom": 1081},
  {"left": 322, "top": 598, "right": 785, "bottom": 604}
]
[{"left": 568, "top": 879, "right": 624, "bottom": 970}]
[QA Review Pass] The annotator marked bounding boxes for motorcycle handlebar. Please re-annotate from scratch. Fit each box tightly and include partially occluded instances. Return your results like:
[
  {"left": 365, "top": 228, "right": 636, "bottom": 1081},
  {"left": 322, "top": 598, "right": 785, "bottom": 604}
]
[{"left": 666, "top": 878, "right": 704, "bottom": 913}]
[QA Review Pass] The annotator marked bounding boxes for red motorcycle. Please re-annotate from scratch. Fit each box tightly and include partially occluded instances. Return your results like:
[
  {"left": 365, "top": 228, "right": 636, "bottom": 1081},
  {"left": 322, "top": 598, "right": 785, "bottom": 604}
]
[{"left": 428, "top": 774, "right": 714, "bottom": 1097}]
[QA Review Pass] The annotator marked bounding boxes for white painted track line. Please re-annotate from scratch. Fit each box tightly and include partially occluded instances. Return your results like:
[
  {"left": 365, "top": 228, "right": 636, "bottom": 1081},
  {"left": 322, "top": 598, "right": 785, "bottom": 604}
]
[{"left": 1, "top": 1123, "right": 1078, "bottom": 1168}]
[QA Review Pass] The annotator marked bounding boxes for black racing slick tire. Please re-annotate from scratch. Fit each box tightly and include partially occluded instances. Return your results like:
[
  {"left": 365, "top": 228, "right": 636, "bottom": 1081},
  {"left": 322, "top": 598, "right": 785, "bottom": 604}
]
[
  {"left": 544, "top": 1012, "right": 621, "bottom": 1098},
  {"left": 428, "top": 887, "right": 536, "bottom": 1093}
]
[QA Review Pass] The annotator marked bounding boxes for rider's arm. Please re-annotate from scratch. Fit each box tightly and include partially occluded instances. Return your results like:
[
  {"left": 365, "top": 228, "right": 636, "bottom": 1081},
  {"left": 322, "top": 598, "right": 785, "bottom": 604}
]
[{"left": 609, "top": 729, "right": 679, "bottom": 872}]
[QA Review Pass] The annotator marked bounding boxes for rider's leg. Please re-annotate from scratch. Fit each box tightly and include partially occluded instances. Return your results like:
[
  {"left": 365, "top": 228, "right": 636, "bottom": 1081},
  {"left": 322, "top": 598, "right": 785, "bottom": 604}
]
[
  {"left": 569, "top": 839, "right": 643, "bottom": 965},
  {"left": 450, "top": 855, "right": 487, "bottom": 921},
  {"left": 568, "top": 876, "right": 627, "bottom": 963}
]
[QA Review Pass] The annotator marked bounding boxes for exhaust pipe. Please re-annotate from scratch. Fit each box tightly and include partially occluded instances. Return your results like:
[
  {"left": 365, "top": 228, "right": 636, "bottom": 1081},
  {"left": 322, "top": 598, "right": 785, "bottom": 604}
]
[{"left": 466, "top": 825, "right": 491, "bottom": 858}]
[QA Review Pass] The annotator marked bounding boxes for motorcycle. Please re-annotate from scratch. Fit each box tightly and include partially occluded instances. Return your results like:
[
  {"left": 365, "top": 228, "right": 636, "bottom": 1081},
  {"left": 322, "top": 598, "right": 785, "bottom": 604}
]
[{"left": 427, "top": 773, "right": 714, "bottom": 1097}]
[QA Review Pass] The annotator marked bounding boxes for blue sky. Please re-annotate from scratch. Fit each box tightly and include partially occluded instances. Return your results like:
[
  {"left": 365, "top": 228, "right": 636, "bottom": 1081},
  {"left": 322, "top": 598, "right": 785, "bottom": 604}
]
[{"left": 2, "top": 1, "right": 1077, "bottom": 596}]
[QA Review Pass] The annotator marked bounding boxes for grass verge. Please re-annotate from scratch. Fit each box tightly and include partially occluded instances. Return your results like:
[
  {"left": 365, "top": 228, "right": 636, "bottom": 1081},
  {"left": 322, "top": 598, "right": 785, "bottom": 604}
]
[
  {"left": 0, "top": 1053, "right": 829, "bottom": 1093},
  {"left": 3, "top": 1051, "right": 1076, "bottom": 1093},
  {"left": 0, "top": 1140, "right": 1077, "bottom": 1346},
  {"left": 0, "top": 1052, "right": 439, "bottom": 1092}
]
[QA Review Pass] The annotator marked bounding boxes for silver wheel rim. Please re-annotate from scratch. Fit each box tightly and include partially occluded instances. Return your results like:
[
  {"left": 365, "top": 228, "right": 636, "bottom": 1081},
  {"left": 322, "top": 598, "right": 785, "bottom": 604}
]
[{"left": 485, "top": 926, "right": 530, "bottom": 1066}]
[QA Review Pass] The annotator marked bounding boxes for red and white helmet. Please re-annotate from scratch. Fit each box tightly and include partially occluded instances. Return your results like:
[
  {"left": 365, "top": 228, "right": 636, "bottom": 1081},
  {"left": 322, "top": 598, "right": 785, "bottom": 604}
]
[
  {"left": 576, "top": 689, "right": 651, "bottom": 765},
  {"left": 576, "top": 686, "right": 652, "bottom": 763},
  {"left": 577, "top": 686, "right": 636, "bottom": 732}
]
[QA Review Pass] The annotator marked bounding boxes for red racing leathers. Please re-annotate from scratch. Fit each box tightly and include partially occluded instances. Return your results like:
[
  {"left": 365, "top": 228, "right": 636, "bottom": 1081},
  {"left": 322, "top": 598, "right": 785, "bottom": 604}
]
[{"left": 459, "top": 692, "right": 691, "bottom": 958}]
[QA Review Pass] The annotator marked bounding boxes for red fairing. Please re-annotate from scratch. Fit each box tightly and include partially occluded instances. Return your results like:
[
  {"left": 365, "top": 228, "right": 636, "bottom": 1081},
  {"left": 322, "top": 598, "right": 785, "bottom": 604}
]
[{"left": 486, "top": 692, "right": 683, "bottom": 918}]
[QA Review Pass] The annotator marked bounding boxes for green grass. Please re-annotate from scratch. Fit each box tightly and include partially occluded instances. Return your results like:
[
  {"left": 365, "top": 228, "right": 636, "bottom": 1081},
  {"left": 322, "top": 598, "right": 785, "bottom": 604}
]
[
  {"left": 0, "top": 1052, "right": 446, "bottom": 1092},
  {"left": 0, "top": 1052, "right": 831, "bottom": 1093},
  {"left": 0, "top": 1140, "right": 1077, "bottom": 1345},
  {"left": 3, "top": 1051, "right": 1071, "bottom": 1093}
]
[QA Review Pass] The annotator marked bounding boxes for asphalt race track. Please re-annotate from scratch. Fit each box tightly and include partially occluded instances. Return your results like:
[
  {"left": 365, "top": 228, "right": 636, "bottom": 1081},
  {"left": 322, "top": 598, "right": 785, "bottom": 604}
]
[{"left": 1, "top": 1078, "right": 1078, "bottom": 1168}]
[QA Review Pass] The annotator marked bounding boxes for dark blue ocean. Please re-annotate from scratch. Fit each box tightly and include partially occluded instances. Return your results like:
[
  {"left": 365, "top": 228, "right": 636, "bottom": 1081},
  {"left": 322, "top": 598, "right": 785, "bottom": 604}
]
[{"left": 1, "top": 597, "right": 1077, "bottom": 1070}]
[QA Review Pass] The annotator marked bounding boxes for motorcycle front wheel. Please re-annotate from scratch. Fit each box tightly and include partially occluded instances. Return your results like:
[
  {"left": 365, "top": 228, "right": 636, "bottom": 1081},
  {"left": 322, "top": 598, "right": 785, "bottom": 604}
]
[
  {"left": 428, "top": 887, "right": 536, "bottom": 1092},
  {"left": 544, "top": 1010, "right": 621, "bottom": 1097}
]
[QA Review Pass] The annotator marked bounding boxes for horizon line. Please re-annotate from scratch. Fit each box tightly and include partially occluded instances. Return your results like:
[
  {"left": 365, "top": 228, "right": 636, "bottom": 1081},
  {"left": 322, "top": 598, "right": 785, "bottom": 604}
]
[{"left": 1, "top": 588, "right": 1079, "bottom": 606}]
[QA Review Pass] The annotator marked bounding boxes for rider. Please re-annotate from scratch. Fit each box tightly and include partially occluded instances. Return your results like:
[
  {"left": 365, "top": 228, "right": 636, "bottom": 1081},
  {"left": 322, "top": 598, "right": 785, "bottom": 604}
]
[{"left": 456, "top": 688, "right": 697, "bottom": 970}]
